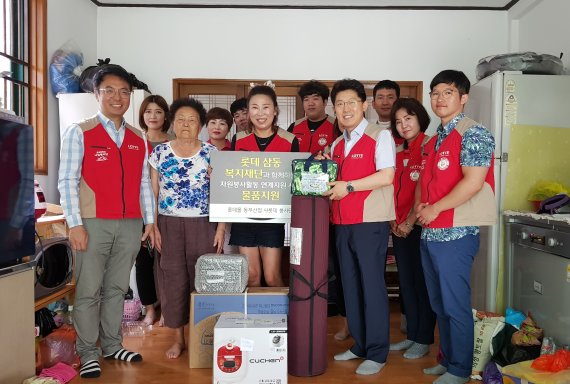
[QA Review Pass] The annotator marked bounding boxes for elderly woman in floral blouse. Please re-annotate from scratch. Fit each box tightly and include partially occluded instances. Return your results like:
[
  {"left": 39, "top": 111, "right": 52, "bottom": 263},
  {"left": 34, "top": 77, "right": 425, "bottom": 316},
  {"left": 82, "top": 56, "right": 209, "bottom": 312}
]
[{"left": 150, "top": 97, "right": 225, "bottom": 359}]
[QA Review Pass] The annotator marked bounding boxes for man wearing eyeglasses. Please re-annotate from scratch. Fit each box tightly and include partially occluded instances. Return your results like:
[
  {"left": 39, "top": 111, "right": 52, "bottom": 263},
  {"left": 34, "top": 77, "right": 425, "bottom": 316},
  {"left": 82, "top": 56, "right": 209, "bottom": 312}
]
[
  {"left": 58, "top": 65, "right": 155, "bottom": 379},
  {"left": 416, "top": 70, "right": 495, "bottom": 384},
  {"left": 322, "top": 79, "right": 396, "bottom": 376}
]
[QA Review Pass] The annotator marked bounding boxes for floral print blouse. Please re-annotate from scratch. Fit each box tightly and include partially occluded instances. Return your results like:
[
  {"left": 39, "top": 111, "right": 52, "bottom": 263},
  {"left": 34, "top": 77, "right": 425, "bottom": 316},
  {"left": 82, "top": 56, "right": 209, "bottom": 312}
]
[{"left": 149, "top": 141, "right": 217, "bottom": 217}]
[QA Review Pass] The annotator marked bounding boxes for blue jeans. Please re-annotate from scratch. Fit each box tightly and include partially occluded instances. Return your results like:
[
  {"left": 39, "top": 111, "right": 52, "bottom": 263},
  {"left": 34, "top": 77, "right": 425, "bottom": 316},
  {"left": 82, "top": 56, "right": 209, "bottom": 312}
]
[{"left": 421, "top": 234, "right": 479, "bottom": 378}]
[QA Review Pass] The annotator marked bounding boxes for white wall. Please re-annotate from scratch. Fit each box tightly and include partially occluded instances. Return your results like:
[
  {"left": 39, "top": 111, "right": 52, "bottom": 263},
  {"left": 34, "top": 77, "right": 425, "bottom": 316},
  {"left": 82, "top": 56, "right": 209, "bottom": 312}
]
[
  {"left": 38, "top": 0, "right": 97, "bottom": 203},
  {"left": 97, "top": 8, "right": 508, "bottom": 102},
  {"left": 512, "top": 0, "right": 569, "bottom": 73}
]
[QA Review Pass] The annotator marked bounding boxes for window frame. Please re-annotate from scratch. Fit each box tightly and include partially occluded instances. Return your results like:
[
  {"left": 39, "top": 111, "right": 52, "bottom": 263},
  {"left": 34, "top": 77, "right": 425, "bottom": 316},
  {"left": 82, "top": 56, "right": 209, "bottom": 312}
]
[
  {"left": 1, "top": 0, "right": 46, "bottom": 173},
  {"left": 29, "top": 0, "right": 47, "bottom": 174}
]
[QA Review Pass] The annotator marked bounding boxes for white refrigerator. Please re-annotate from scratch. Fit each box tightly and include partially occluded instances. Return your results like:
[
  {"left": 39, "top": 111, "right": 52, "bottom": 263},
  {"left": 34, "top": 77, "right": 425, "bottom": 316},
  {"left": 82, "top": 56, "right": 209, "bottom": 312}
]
[{"left": 464, "top": 71, "right": 570, "bottom": 312}]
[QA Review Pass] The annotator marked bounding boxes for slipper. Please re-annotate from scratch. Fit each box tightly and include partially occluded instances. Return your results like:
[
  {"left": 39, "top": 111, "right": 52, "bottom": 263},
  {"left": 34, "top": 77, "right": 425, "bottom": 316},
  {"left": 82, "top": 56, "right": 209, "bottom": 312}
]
[
  {"left": 80, "top": 360, "right": 101, "bottom": 378},
  {"left": 104, "top": 348, "right": 143, "bottom": 362}
]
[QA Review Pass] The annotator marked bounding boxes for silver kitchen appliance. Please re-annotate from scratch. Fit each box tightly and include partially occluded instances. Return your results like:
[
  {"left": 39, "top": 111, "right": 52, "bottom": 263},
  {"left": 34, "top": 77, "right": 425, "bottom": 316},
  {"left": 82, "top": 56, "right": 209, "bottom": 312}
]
[
  {"left": 505, "top": 213, "right": 570, "bottom": 346},
  {"left": 465, "top": 72, "right": 570, "bottom": 312}
]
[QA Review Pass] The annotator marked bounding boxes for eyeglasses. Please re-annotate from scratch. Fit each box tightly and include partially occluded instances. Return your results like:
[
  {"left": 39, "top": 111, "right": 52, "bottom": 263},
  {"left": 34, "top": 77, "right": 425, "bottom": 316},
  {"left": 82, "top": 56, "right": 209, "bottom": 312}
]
[
  {"left": 98, "top": 87, "right": 132, "bottom": 99},
  {"left": 174, "top": 116, "right": 200, "bottom": 124},
  {"left": 429, "top": 89, "right": 458, "bottom": 100},
  {"left": 334, "top": 99, "right": 362, "bottom": 109}
]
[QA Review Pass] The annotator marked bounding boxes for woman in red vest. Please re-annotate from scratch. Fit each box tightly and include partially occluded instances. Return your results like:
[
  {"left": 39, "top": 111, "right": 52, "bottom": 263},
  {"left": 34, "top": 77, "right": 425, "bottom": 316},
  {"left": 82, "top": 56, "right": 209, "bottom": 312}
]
[
  {"left": 206, "top": 107, "right": 232, "bottom": 151},
  {"left": 230, "top": 83, "right": 299, "bottom": 287},
  {"left": 388, "top": 98, "right": 436, "bottom": 359}
]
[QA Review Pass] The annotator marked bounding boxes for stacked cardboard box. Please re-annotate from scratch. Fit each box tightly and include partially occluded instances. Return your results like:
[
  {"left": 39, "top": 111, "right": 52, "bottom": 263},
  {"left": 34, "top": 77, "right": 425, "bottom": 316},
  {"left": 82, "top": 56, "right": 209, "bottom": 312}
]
[{"left": 189, "top": 287, "right": 288, "bottom": 368}]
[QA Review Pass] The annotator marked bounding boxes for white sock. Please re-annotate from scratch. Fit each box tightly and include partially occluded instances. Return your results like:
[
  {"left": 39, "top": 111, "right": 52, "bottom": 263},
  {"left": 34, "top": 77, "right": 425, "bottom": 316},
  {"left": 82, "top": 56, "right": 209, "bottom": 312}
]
[
  {"left": 356, "top": 360, "right": 385, "bottom": 375},
  {"left": 433, "top": 372, "right": 469, "bottom": 384},
  {"left": 424, "top": 364, "right": 447, "bottom": 375},
  {"left": 403, "top": 342, "right": 429, "bottom": 359},
  {"left": 390, "top": 339, "right": 414, "bottom": 351},
  {"left": 334, "top": 349, "right": 361, "bottom": 361}
]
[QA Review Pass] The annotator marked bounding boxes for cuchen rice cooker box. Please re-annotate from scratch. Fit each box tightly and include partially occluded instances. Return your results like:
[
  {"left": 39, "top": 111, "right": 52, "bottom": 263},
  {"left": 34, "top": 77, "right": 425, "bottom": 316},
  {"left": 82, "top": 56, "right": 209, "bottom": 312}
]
[
  {"left": 189, "top": 287, "right": 288, "bottom": 368},
  {"left": 213, "top": 314, "right": 287, "bottom": 384}
]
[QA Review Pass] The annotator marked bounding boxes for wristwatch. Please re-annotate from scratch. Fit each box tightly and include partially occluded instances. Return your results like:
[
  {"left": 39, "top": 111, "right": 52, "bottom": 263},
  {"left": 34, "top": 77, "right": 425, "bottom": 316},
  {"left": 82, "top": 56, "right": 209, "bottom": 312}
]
[{"left": 346, "top": 181, "right": 354, "bottom": 193}]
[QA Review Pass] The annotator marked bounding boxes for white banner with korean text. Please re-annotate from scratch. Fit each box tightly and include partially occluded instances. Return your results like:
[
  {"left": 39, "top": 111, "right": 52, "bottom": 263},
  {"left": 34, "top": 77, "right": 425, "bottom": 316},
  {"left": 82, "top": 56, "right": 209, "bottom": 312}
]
[{"left": 209, "top": 151, "right": 311, "bottom": 223}]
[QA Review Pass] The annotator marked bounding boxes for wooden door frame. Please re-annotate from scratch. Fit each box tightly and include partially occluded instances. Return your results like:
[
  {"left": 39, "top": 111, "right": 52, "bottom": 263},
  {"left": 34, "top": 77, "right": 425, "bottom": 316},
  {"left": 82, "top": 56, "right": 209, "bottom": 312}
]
[{"left": 173, "top": 78, "right": 423, "bottom": 120}]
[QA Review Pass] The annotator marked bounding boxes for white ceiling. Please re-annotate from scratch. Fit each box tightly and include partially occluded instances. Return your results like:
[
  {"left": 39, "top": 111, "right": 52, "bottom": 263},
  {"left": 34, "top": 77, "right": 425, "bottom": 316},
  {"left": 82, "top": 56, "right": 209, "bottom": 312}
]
[{"left": 93, "top": 0, "right": 519, "bottom": 10}]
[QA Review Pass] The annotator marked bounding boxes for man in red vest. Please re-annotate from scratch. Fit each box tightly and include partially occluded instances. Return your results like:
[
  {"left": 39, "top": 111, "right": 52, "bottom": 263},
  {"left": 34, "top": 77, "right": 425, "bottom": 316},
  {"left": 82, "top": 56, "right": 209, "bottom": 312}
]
[
  {"left": 288, "top": 80, "right": 336, "bottom": 154},
  {"left": 372, "top": 80, "right": 404, "bottom": 147},
  {"left": 58, "top": 65, "right": 155, "bottom": 379},
  {"left": 416, "top": 70, "right": 496, "bottom": 384},
  {"left": 323, "top": 79, "right": 396, "bottom": 376}
]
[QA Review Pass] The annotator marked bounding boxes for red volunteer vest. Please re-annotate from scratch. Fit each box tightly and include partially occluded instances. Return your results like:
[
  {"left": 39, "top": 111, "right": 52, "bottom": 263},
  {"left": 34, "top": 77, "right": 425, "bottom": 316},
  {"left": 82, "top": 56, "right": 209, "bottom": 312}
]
[
  {"left": 393, "top": 132, "right": 428, "bottom": 224},
  {"left": 291, "top": 116, "right": 336, "bottom": 154},
  {"left": 420, "top": 117, "right": 495, "bottom": 228},
  {"left": 330, "top": 132, "right": 377, "bottom": 225},
  {"left": 208, "top": 139, "right": 231, "bottom": 151},
  {"left": 81, "top": 120, "right": 146, "bottom": 219},
  {"left": 234, "top": 129, "right": 295, "bottom": 152}
]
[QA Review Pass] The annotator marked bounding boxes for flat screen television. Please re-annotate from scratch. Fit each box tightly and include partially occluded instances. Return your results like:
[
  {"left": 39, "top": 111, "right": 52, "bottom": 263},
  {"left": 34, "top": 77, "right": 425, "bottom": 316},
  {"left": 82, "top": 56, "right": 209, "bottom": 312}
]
[{"left": 0, "top": 114, "right": 35, "bottom": 269}]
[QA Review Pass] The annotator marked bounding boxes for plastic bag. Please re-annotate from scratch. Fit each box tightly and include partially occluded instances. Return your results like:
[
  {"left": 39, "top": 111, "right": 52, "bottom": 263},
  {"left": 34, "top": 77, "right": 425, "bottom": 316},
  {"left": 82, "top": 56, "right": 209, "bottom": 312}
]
[
  {"left": 476, "top": 51, "right": 563, "bottom": 80},
  {"left": 491, "top": 323, "right": 541, "bottom": 367},
  {"left": 291, "top": 156, "right": 338, "bottom": 196},
  {"left": 505, "top": 307, "right": 526, "bottom": 329},
  {"left": 482, "top": 361, "right": 502, "bottom": 384},
  {"left": 49, "top": 40, "right": 83, "bottom": 95},
  {"left": 79, "top": 58, "right": 111, "bottom": 92},
  {"left": 79, "top": 60, "right": 152, "bottom": 94},
  {"left": 532, "top": 349, "right": 570, "bottom": 373},
  {"left": 503, "top": 360, "right": 570, "bottom": 384},
  {"left": 35, "top": 308, "right": 57, "bottom": 337},
  {"left": 39, "top": 324, "right": 80, "bottom": 369},
  {"left": 122, "top": 321, "right": 152, "bottom": 337},
  {"left": 512, "top": 316, "right": 543, "bottom": 346}
]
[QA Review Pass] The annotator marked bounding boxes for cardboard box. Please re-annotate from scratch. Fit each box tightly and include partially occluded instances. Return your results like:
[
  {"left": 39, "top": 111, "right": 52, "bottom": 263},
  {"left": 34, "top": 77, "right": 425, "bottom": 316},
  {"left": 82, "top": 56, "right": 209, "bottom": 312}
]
[
  {"left": 502, "top": 373, "right": 534, "bottom": 384},
  {"left": 213, "top": 314, "right": 287, "bottom": 384},
  {"left": 189, "top": 287, "right": 288, "bottom": 368}
]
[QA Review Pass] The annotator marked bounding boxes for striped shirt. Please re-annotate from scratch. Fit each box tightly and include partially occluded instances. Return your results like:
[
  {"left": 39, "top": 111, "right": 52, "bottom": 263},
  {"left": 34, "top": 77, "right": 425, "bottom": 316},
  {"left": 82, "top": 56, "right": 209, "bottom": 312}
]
[{"left": 58, "top": 112, "right": 155, "bottom": 228}]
